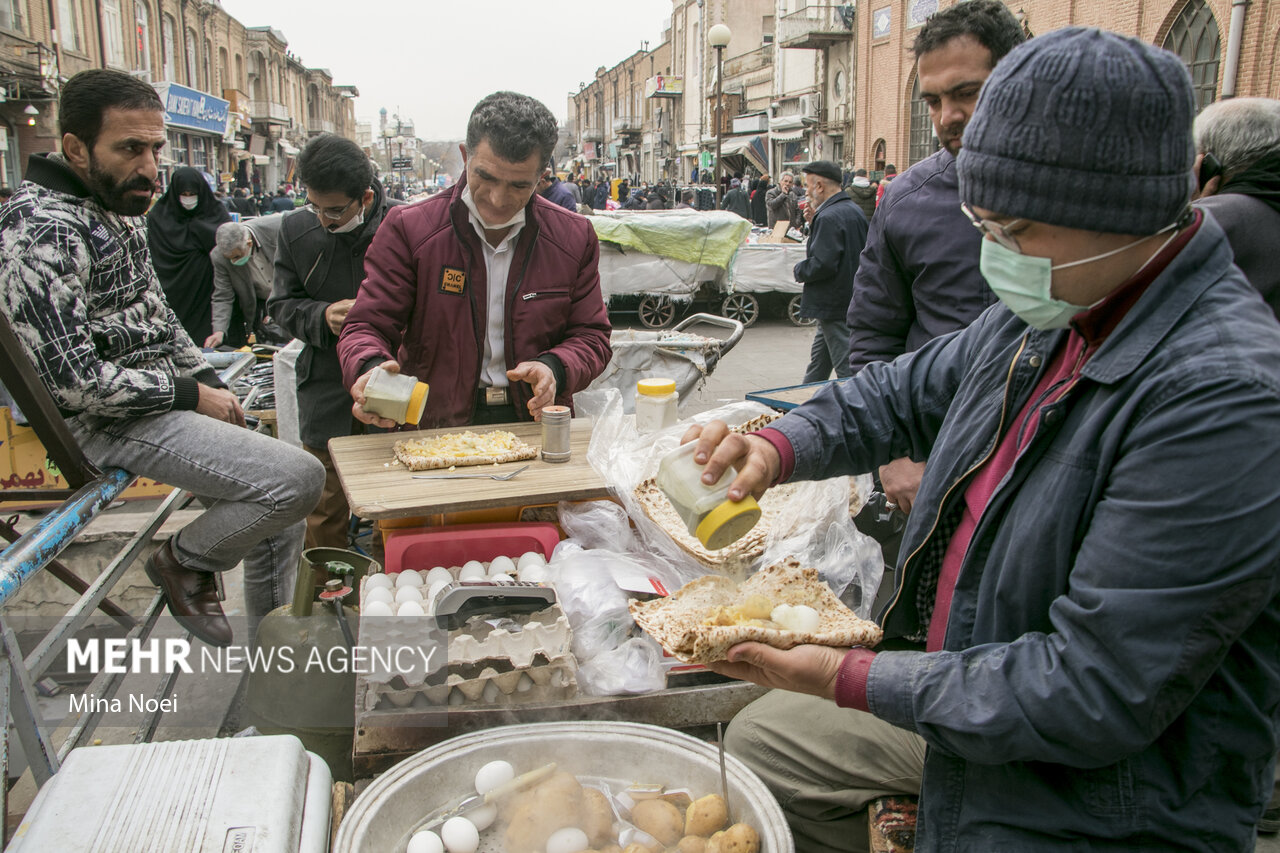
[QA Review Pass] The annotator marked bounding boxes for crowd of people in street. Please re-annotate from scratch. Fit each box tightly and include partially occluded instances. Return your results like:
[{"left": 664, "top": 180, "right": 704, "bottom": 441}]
[{"left": 1, "top": 0, "right": 1279, "bottom": 848}]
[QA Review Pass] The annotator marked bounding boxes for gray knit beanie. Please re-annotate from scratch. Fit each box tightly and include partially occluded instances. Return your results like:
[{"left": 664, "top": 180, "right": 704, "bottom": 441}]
[{"left": 957, "top": 27, "right": 1195, "bottom": 235}]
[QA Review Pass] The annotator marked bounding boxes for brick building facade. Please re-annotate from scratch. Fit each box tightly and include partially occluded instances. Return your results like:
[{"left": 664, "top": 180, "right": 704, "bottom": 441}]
[{"left": 0, "top": 0, "right": 359, "bottom": 191}]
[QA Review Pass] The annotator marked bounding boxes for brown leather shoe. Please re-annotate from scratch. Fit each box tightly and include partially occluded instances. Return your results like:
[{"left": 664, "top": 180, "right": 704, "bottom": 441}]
[{"left": 144, "top": 539, "right": 233, "bottom": 647}]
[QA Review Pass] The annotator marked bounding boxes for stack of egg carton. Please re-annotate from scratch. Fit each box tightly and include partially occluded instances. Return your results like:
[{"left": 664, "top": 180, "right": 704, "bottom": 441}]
[{"left": 355, "top": 553, "right": 577, "bottom": 715}]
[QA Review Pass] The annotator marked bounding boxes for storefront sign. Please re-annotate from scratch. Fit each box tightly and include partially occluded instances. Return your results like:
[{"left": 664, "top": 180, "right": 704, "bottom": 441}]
[
  {"left": 154, "top": 82, "right": 231, "bottom": 136},
  {"left": 644, "top": 75, "right": 684, "bottom": 98}
]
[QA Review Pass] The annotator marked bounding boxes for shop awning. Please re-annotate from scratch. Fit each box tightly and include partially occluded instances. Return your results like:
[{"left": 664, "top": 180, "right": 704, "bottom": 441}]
[
  {"left": 253, "top": 154, "right": 271, "bottom": 165},
  {"left": 279, "top": 141, "right": 300, "bottom": 156},
  {"left": 769, "top": 115, "right": 811, "bottom": 143},
  {"left": 770, "top": 127, "right": 806, "bottom": 142},
  {"left": 718, "top": 134, "right": 768, "bottom": 174}
]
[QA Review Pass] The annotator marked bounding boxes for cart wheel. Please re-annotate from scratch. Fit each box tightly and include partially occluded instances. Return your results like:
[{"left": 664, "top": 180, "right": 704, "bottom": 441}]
[
  {"left": 788, "top": 295, "right": 817, "bottom": 327},
  {"left": 721, "top": 293, "right": 760, "bottom": 328},
  {"left": 638, "top": 295, "right": 676, "bottom": 328}
]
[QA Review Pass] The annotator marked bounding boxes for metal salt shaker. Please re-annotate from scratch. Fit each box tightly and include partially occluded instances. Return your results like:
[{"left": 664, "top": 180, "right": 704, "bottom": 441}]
[{"left": 540, "top": 405, "right": 572, "bottom": 463}]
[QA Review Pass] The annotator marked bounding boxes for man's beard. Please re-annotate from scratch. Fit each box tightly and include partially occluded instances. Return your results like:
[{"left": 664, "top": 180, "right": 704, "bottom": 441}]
[{"left": 86, "top": 160, "right": 155, "bottom": 216}]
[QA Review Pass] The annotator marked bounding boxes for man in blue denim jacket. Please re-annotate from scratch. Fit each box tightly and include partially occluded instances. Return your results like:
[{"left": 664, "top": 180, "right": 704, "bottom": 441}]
[{"left": 693, "top": 29, "right": 1280, "bottom": 852}]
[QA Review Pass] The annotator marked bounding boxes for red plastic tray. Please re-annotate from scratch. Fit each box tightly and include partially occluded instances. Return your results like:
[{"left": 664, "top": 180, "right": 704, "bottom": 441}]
[{"left": 382, "top": 522, "right": 562, "bottom": 573}]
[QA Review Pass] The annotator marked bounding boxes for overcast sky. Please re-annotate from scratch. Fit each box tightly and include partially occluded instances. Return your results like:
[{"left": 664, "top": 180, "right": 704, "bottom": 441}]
[{"left": 218, "top": 0, "right": 674, "bottom": 140}]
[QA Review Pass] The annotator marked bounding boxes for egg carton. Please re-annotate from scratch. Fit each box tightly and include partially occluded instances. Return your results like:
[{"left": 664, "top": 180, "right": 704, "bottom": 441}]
[
  {"left": 357, "top": 584, "right": 573, "bottom": 686},
  {"left": 356, "top": 654, "right": 578, "bottom": 713}
]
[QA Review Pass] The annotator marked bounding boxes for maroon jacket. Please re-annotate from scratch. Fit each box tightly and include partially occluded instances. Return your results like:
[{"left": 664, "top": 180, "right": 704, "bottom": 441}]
[{"left": 338, "top": 174, "right": 612, "bottom": 429}]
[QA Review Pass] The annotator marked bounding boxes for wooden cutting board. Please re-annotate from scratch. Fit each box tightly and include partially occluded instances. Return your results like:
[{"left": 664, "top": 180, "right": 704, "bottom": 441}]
[{"left": 328, "top": 419, "right": 608, "bottom": 520}]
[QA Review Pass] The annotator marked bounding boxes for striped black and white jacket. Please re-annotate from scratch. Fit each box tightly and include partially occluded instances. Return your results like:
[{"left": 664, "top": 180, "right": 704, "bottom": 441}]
[{"left": 0, "top": 154, "right": 218, "bottom": 425}]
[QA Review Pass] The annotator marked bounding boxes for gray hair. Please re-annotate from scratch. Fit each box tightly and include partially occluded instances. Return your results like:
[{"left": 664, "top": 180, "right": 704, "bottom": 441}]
[
  {"left": 465, "top": 91, "right": 558, "bottom": 166},
  {"left": 215, "top": 221, "right": 250, "bottom": 256},
  {"left": 780, "top": 170, "right": 795, "bottom": 180},
  {"left": 1193, "top": 97, "right": 1280, "bottom": 181}
]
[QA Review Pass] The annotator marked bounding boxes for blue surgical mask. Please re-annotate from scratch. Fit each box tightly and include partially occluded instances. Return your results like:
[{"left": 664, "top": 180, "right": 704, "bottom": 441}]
[
  {"left": 979, "top": 224, "right": 1181, "bottom": 330},
  {"left": 230, "top": 253, "right": 252, "bottom": 266}
]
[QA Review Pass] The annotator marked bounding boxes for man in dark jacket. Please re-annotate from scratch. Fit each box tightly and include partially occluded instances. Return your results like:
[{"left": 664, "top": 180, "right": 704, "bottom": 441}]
[
  {"left": 339, "top": 91, "right": 611, "bottom": 431},
  {"left": 721, "top": 178, "right": 751, "bottom": 219},
  {"left": 268, "top": 134, "right": 400, "bottom": 550},
  {"left": 846, "top": 0, "right": 1024, "bottom": 517},
  {"left": 766, "top": 171, "right": 800, "bottom": 230},
  {"left": 267, "top": 188, "right": 294, "bottom": 213},
  {"left": 1193, "top": 97, "right": 1280, "bottom": 321},
  {"left": 229, "top": 187, "right": 257, "bottom": 217},
  {"left": 591, "top": 179, "right": 609, "bottom": 210},
  {"left": 699, "top": 28, "right": 1280, "bottom": 852},
  {"left": 845, "top": 169, "right": 877, "bottom": 219},
  {"left": 537, "top": 171, "right": 578, "bottom": 212},
  {"left": 794, "top": 160, "right": 868, "bottom": 382}
]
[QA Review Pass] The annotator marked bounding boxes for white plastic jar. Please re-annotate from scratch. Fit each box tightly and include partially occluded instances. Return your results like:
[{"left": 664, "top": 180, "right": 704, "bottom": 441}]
[
  {"left": 362, "top": 366, "right": 430, "bottom": 425},
  {"left": 635, "top": 377, "right": 678, "bottom": 434},
  {"left": 655, "top": 442, "right": 761, "bottom": 550}
]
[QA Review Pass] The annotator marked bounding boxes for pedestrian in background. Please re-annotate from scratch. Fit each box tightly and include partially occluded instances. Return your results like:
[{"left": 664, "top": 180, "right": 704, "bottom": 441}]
[
  {"left": 146, "top": 166, "right": 229, "bottom": 345},
  {"left": 846, "top": 168, "right": 877, "bottom": 219}
]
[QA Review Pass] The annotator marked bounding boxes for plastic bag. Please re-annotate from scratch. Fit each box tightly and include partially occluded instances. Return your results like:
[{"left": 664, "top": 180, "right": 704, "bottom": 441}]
[
  {"left": 575, "top": 637, "right": 667, "bottom": 696},
  {"left": 557, "top": 498, "right": 638, "bottom": 552},
  {"left": 545, "top": 548, "right": 638, "bottom": 660}
]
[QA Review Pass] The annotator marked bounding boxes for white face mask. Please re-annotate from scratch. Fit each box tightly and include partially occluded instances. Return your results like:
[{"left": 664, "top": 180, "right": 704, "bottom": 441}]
[
  {"left": 328, "top": 205, "right": 365, "bottom": 234},
  {"left": 979, "top": 223, "right": 1182, "bottom": 331},
  {"left": 179, "top": 195, "right": 199, "bottom": 211},
  {"left": 461, "top": 184, "right": 525, "bottom": 231}
]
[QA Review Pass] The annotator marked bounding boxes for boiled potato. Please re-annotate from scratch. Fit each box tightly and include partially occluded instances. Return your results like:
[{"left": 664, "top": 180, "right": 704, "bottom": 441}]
[
  {"left": 597, "top": 846, "right": 624, "bottom": 853},
  {"left": 684, "top": 794, "right": 728, "bottom": 837},
  {"left": 706, "top": 824, "right": 759, "bottom": 853},
  {"left": 674, "top": 836, "right": 707, "bottom": 853},
  {"left": 581, "top": 787, "right": 616, "bottom": 847},
  {"left": 631, "top": 799, "right": 684, "bottom": 847}
]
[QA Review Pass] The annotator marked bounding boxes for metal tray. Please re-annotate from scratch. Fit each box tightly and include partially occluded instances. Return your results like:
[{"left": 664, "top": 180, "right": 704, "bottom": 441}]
[{"left": 335, "top": 720, "right": 793, "bottom": 853}]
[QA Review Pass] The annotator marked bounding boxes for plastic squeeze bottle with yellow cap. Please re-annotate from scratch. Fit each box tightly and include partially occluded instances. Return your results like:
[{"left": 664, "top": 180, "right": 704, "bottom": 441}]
[
  {"left": 361, "top": 365, "right": 430, "bottom": 425},
  {"left": 635, "top": 377, "right": 678, "bottom": 433},
  {"left": 656, "top": 442, "right": 762, "bottom": 550}
]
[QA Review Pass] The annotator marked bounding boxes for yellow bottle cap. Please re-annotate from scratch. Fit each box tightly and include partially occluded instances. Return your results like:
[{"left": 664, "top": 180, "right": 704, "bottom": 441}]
[
  {"left": 637, "top": 377, "right": 677, "bottom": 396},
  {"left": 695, "top": 496, "right": 762, "bottom": 550},
  {"left": 403, "top": 382, "right": 430, "bottom": 426}
]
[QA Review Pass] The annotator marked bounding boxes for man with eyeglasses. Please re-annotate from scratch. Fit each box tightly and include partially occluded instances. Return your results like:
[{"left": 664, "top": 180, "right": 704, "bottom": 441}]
[
  {"left": 690, "top": 28, "right": 1280, "bottom": 852},
  {"left": 268, "top": 134, "right": 401, "bottom": 551},
  {"left": 338, "top": 91, "right": 610, "bottom": 434}
]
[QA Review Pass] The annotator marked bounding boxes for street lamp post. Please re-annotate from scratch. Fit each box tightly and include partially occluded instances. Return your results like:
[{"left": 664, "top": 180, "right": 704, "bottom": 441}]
[
  {"left": 394, "top": 135, "right": 406, "bottom": 187},
  {"left": 708, "top": 24, "right": 732, "bottom": 208}
]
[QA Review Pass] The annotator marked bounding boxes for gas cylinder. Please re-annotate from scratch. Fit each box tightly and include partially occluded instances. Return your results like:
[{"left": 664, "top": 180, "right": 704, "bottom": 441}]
[{"left": 241, "top": 547, "right": 380, "bottom": 782}]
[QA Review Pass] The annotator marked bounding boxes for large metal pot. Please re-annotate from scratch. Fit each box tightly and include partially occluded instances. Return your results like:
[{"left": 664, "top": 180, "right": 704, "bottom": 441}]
[{"left": 335, "top": 720, "right": 794, "bottom": 853}]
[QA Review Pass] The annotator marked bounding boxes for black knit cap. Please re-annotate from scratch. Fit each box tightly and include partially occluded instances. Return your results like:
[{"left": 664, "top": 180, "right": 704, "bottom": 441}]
[
  {"left": 802, "top": 160, "right": 842, "bottom": 184},
  {"left": 957, "top": 27, "right": 1195, "bottom": 235}
]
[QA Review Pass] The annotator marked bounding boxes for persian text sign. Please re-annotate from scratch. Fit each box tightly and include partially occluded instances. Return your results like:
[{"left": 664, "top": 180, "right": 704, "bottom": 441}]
[{"left": 154, "top": 82, "right": 231, "bottom": 135}]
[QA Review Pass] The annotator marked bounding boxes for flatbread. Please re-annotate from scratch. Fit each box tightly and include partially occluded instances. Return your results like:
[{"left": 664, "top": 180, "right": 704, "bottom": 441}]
[
  {"left": 629, "top": 558, "right": 882, "bottom": 664},
  {"left": 394, "top": 430, "right": 539, "bottom": 471}
]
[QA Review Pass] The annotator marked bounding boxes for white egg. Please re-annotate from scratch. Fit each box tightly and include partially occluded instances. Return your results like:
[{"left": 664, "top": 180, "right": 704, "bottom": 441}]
[
  {"left": 473, "top": 759, "right": 515, "bottom": 795},
  {"left": 395, "top": 586, "right": 424, "bottom": 603},
  {"left": 545, "top": 827, "right": 590, "bottom": 853},
  {"left": 406, "top": 829, "right": 445, "bottom": 853},
  {"left": 771, "top": 603, "right": 820, "bottom": 633},
  {"left": 517, "top": 551, "right": 546, "bottom": 571},
  {"left": 487, "top": 555, "right": 516, "bottom": 576},
  {"left": 488, "top": 573, "right": 515, "bottom": 584},
  {"left": 364, "top": 586, "right": 394, "bottom": 606},
  {"left": 518, "top": 564, "right": 551, "bottom": 584},
  {"left": 397, "top": 600, "right": 426, "bottom": 617},
  {"left": 362, "top": 600, "right": 394, "bottom": 617},
  {"left": 425, "top": 566, "right": 453, "bottom": 586},
  {"left": 439, "top": 817, "right": 480, "bottom": 853},
  {"left": 395, "top": 570, "right": 425, "bottom": 588},
  {"left": 458, "top": 562, "right": 486, "bottom": 581},
  {"left": 468, "top": 803, "right": 498, "bottom": 832},
  {"left": 364, "top": 574, "right": 393, "bottom": 591}
]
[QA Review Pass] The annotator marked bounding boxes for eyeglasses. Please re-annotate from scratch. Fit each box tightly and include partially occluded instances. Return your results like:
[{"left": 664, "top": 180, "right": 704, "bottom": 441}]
[
  {"left": 306, "top": 197, "right": 359, "bottom": 222},
  {"left": 961, "top": 202, "right": 1025, "bottom": 253}
]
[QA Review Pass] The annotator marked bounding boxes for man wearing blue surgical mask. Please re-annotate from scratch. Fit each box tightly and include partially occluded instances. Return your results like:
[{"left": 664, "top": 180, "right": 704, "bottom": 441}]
[
  {"left": 268, "top": 134, "right": 402, "bottom": 551},
  {"left": 692, "top": 28, "right": 1280, "bottom": 852},
  {"left": 207, "top": 216, "right": 288, "bottom": 349}
]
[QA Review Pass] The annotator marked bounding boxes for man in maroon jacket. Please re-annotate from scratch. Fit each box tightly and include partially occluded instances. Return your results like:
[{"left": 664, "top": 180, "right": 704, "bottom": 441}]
[{"left": 338, "top": 92, "right": 611, "bottom": 427}]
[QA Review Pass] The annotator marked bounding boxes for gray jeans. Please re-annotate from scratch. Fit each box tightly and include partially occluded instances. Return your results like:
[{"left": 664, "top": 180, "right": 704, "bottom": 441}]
[
  {"left": 71, "top": 409, "right": 325, "bottom": 643},
  {"left": 803, "top": 318, "right": 853, "bottom": 383},
  {"left": 726, "top": 689, "right": 925, "bottom": 853}
]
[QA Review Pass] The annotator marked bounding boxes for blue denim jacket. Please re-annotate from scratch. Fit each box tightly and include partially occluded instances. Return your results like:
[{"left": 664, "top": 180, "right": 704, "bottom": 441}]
[{"left": 773, "top": 216, "right": 1280, "bottom": 851}]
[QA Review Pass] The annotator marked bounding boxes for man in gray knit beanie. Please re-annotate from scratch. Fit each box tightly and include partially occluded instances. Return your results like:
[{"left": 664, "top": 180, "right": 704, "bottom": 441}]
[{"left": 688, "top": 26, "right": 1280, "bottom": 852}]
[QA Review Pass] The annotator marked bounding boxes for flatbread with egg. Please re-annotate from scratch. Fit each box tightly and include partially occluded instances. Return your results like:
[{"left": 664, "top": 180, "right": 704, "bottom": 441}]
[
  {"left": 394, "top": 429, "right": 539, "bottom": 471},
  {"left": 629, "top": 558, "right": 882, "bottom": 664}
]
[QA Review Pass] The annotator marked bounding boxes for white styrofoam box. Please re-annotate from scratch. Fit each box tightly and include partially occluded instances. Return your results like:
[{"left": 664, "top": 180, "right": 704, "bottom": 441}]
[{"left": 7, "top": 735, "right": 331, "bottom": 853}]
